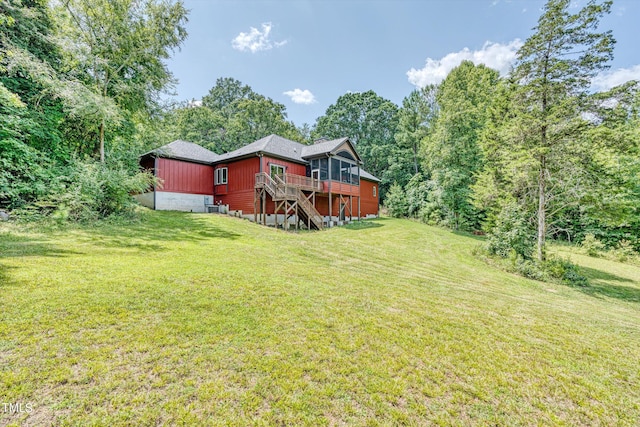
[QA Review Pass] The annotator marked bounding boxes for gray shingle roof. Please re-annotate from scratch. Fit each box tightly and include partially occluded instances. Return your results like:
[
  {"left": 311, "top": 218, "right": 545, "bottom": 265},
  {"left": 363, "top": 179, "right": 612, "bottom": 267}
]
[
  {"left": 359, "top": 169, "right": 380, "bottom": 182},
  {"left": 144, "top": 140, "right": 219, "bottom": 163},
  {"left": 140, "top": 136, "right": 380, "bottom": 182},
  {"left": 215, "top": 134, "right": 307, "bottom": 163},
  {"left": 300, "top": 137, "right": 350, "bottom": 158}
]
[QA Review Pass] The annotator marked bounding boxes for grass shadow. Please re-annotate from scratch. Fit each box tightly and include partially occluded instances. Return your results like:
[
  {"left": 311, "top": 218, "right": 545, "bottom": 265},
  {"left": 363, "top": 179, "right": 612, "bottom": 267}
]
[
  {"left": 0, "top": 263, "right": 14, "bottom": 286},
  {"left": 578, "top": 266, "right": 640, "bottom": 303},
  {"left": 451, "top": 230, "right": 486, "bottom": 242},
  {"left": 0, "top": 234, "right": 82, "bottom": 259},
  {"left": 79, "top": 211, "right": 241, "bottom": 251},
  {"left": 344, "top": 219, "right": 385, "bottom": 230}
]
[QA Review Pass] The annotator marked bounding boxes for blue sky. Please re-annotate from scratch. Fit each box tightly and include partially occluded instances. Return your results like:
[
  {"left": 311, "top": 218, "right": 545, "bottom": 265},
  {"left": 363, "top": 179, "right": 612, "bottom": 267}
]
[{"left": 166, "top": 0, "right": 640, "bottom": 127}]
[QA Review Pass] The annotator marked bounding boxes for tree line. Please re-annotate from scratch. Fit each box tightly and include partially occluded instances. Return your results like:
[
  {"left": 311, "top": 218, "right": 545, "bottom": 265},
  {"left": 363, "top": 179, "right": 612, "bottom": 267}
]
[
  {"left": 1, "top": 0, "right": 638, "bottom": 268},
  {"left": 1, "top": 0, "right": 187, "bottom": 219},
  {"left": 384, "top": 0, "right": 639, "bottom": 268}
]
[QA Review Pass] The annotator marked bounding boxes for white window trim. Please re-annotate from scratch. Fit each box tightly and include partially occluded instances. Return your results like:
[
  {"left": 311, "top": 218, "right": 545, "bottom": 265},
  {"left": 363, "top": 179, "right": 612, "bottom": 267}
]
[
  {"left": 373, "top": 186, "right": 377, "bottom": 197},
  {"left": 270, "top": 164, "right": 285, "bottom": 177},
  {"left": 215, "top": 167, "right": 228, "bottom": 185}
]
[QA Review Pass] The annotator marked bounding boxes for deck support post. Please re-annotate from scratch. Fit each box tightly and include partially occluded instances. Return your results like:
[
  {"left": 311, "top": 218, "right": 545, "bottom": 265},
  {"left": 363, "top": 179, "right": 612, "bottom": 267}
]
[
  {"left": 350, "top": 195, "right": 353, "bottom": 221},
  {"left": 284, "top": 200, "right": 289, "bottom": 230},
  {"left": 262, "top": 189, "right": 266, "bottom": 225},
  {"left": 254, "top": 188, "right": 258, "bottom": 223}
]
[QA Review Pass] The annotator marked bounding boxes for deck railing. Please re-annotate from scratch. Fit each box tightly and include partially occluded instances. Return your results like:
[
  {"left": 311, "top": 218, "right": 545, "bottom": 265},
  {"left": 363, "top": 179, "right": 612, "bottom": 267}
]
[
  {"left": 255, "top": 172, "right": 323, "bottom": 230},
  {"left": 275, "top": 173, "right": 323, "bottom": 192}
]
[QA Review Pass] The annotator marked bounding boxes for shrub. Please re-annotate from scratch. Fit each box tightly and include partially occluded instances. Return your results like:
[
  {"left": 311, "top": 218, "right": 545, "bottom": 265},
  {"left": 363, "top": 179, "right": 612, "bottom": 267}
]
[
  {"left": 486, "top": 203, "right": 535, "bottom": 259},
  {"left": 610, "top": 240, "right": 636, "bottom": 263},
  {"left": 581, "top": 233, "right": 605, "bottom": 257},
  {"left": 34, "top": 159, "right": 155, "bottom": 222},
  {"left": 0, "top": 139, "right": 52, "bottom": 209},
  {"left": 384, "top": 183, "right": 408, "bottom": 218},
  {"left": 543, "top": 256, "right": 589, "bottom": 287}
]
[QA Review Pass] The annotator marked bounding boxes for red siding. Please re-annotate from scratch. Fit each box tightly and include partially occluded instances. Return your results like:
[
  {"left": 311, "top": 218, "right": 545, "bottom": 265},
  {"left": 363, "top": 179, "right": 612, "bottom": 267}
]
[
  {"left": 360, "top": 179, "right": 379, "bottom": 216},
  {"left": 327, "top": 181, "right": 359, "bottom": 196},
  {"left": 215, "top": 157, "right": 260, "bottom": 212},
  {"left": 214, "top": 157, "right": 259, "bottom": 198},
  {"left": 315, "top": 194, "right": 359, "bottom": 218},
  {"left": 263, "top": 156, "right": 307, "bottom": 177},
  {"left": 215, "top": 156, "right": 308, "bottom": 213},
  {"left": 156, "top": 158, "right": 213, "bottom": 195},
  {"left": 315, "top": 195, "right": 330, "bottom": 216}
]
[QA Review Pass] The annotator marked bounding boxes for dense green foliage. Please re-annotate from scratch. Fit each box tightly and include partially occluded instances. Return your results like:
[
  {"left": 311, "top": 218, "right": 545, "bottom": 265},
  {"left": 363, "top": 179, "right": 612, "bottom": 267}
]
[
  {"left": 422, "top": 61, "right": 499, "bottom": 230},
  {"left": 384, "top": 0, "right": 638, "bottom": 260},
  {"left": 0, "top": 0, "right": 185, "bottom": 217},
  {"left": 313, "top": 90, "right": 399, "bottom": 197},
  {"left": 159, "top": 77, "right": 304, "bottom": 153}
]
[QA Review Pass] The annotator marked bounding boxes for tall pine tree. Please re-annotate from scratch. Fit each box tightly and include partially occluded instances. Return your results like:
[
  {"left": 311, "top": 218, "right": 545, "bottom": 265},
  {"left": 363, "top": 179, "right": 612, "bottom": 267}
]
[{"left": 508, "top": 0, "right": 615, "bottom": 260}]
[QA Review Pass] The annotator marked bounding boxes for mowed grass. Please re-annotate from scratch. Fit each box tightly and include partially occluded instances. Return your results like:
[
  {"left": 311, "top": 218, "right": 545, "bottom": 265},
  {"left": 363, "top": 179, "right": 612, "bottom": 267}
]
[{"left": 1, "top": 212, "right": 639, "bottom": 426}]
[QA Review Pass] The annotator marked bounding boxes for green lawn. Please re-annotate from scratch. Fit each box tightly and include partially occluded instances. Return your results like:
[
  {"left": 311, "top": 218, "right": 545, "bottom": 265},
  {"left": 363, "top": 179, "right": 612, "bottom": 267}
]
[{"left": 1, "top": 212, "right": 639, "bottom": 426}]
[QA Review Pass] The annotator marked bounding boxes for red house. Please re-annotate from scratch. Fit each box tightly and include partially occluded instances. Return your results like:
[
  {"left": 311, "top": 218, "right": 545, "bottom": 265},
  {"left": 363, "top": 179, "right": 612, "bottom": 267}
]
[
  {"left": 137, "top": 140, "right": 218, "bottom": 212},
  {"left": 138, "top": 135, "right": 380, "bottom": 229}
]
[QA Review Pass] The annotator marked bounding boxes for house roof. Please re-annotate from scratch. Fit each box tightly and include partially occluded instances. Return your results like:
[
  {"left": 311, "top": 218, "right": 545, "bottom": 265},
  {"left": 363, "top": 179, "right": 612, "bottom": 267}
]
[
  {"left": 359, "top": 169, "right": 380, "bottom": 182},
  {"left": 143, "top": 140, "right": 219, "bottom": 164},
  {"left": 140, "top": 135, "right": 380, "bottom": 181},
  {"left": 300, "top": 137, "right": 349, "bottom": 158},
  {"left": 215, "top": 134, "right": 307, "bottom": 163}
]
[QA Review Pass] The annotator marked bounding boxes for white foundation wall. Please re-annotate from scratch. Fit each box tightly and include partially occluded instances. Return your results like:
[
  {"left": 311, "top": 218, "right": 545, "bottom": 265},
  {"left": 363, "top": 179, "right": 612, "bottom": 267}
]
[
  {"left": 145, "top": 191, "right": 212, "bottom": 213},
  {"left": 134, "top": 192, "right": 155, "bottom": 209}
]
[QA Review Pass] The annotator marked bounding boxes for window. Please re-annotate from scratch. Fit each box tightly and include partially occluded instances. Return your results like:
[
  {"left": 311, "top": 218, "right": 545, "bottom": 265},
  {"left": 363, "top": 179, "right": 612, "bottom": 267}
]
[
  {"left": 341, "top": 161, "right": 351, "bottom": 184},
  {"left": 215, "top": 167, "right": 227, "bottom": 185},
  {"left": 373, "top": 186, "right": 377, "bottom": 197},
  {"left": 319, "top": 158, "right": 328, "bottom": 180},
  {"left": 310, "top": 158, "right": 329, "bottom": 180},
  {"left": 270, "top": 164, "right": 285, "bottom": 179},
  {"left": 328, "top": 156, "right": 357, "bottom": 184},
  {"left": 331, "top": 158, "right": 341, "bottom": 181},
  {"left": 351, "top": 168, "right": 360, "bottom": 185}
]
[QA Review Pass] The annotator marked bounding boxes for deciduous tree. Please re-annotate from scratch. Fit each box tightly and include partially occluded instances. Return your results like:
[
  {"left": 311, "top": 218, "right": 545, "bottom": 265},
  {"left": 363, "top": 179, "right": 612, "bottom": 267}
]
[
  {"left": 422, "top": 61, "right": 499, "bottom": 230},
  {"left": 55, "top": 0, "right": 188, "bottom": 162},
  {"left": 313, "top": 90, "right": 399, "bottom": 196}
]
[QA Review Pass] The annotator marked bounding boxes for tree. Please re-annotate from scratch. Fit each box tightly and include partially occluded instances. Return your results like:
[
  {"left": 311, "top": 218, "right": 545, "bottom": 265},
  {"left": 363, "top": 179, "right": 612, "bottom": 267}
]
[
  {"left": 55, "top": 0, "right": 188, "bottom": 162},
  {"left": 472, "top": 80, "right": 522, "bottom": 232},
  {"left": 170, "top": 105, "right": 226, "bottom": 151},
  {"left": 202, "top": 77, "right": 260, "bottom": 119},
  {"left": 395, "top": 85, "right": 438, "bottom": 175},
  {"left": 508, "top": 0, "right": 615, "bottom": 260},
  {"left": 384, "top": 183, "right": 408, "bottom": 218},
  {"left": 177, "top": 78, "right": 305, "bottom": 152},
  {"left": 313, "top": 90, "right": 399, "bottom": 196},
  {"left": 225, "top": 98, "right": 302, "bottom": 149},
  {"left": 422, "top": 61, "right": 499, "bottom": 230},
  {"left": 0, "top": 0, "right": 67, "bottom": 156}
]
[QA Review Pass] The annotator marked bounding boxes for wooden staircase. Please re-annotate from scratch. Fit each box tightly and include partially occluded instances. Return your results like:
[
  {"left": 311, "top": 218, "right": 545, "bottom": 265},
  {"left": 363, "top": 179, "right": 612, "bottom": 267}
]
[{"left": 255, "top": 172, "right": 324, "bottom": 230}]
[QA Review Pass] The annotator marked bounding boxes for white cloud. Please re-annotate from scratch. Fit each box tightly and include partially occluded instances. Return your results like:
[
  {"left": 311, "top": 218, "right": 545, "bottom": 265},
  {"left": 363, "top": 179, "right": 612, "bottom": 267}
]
[
  {"left": 407, "top": 39, "right": 523, "bottom": 87},
  {"left": 283, "top": 88, "right": 316, "bottom": 105},
  {"left": 592, "top": 65, "right": 640, "bottom": 91},
  {"left": 231, "top": 22, "right": 287, "bottom": 53}
]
